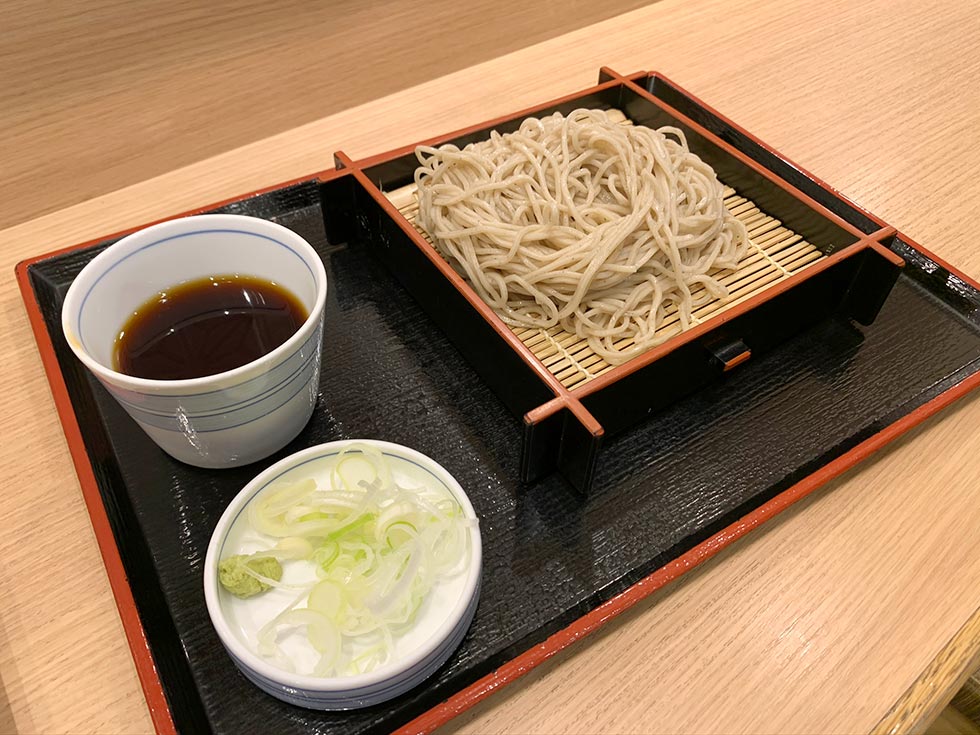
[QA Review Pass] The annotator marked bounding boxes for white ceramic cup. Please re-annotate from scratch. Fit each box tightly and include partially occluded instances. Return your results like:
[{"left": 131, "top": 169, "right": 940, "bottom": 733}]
[{"left": 61, "top": 214, "right": 328, "bottom": 468}]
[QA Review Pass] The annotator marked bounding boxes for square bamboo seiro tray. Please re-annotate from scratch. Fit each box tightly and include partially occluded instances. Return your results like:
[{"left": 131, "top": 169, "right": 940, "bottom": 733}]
[{"left": 330, "top": 67, "right": 903, "bottom": 493}]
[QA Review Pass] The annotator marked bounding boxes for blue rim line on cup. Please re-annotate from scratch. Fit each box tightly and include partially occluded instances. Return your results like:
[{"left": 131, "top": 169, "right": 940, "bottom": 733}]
[
  {"left": 102, "top": 343, "right": 321, "bottom": 431},
  {"left": 76, "top": 228, "right": 317, "bottom": 355},
  {"left": 61, "top": 214, "right": 328, "bottom": 395},
  {"left": 104, "top": 329, "right": 321, "bottom": 414},
  {"left": 104, "top": 354, "right": 320, "bottom": 433}
]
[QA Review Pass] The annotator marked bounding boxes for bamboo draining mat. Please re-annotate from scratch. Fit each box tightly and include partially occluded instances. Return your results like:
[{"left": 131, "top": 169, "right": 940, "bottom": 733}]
[{"left": 384, "top": 115, "right": 826, "bottom": 389}]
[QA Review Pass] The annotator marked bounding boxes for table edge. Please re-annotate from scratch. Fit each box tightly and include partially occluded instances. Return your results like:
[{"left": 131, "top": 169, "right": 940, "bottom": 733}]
[{"left": 873, "top": 603, "right": 980, "bottom": 734}]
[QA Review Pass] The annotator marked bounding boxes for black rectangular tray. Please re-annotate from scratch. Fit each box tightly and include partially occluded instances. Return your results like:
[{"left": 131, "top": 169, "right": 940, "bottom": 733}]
[{"left": 18, "top": 69, "right": 980, "bottom": 735}]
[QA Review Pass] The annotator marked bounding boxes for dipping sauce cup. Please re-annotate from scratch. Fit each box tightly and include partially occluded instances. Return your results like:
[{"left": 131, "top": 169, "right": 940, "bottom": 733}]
[{"left": 61, "top": 214, "right": 328, "bottom": 468}]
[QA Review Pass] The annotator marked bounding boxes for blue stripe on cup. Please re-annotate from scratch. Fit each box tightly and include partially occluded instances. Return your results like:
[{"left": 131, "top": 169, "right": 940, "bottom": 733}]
[
  {"left": 107, "top": 326, "right": 321, "bottom": 417},
  {"left": 77, "top": 227, "right": 317, "bottom": 356},
  {"left": 113, "top": 348, "right": 321, "bottom": 433}
]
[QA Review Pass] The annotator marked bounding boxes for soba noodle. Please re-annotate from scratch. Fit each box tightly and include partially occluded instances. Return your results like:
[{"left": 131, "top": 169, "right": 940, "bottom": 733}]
[{"left": 413, "top": 108, "right": 748, "bottom": 365}]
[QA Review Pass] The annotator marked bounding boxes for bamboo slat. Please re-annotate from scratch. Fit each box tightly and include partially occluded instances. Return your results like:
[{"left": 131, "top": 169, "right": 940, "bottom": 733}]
[{"left": 386, "top": 174, "right": 824, "bottom": 388}]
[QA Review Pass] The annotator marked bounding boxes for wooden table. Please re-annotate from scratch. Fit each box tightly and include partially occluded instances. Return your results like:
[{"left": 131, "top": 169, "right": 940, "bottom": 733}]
[{"left": 3, "top": 1, "right": 980, "bottom": 732}]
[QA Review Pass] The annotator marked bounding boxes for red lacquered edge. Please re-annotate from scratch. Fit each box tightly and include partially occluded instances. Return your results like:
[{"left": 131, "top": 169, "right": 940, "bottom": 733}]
[
  {"left": 22, "top": 167, "right": 346, "bottom": 264},
  {"left": 12, "top": 167, "right": 347, "bottom": 735},
  {"left": 339, "top": 152, "right": 607, "bottom": 439},
  {"left": 14, "top": 78, "right": 980, "bottom": 735},
  {"left": 336, "top": 152, "right": 573, "bottom": 400},
  {"left": 352, "top": 71, "right": 650, "bottom": 171},
  {"left": 14, "top": 259, "right": 178, "bottom": 735},
  {"left": 890, "top": 231, "right": 980, "bottom": 291},
  {"left": 871, "top": 239, "right": 906, "bottom": 267},
  {"left": 19, "top": 208, "right": 980, "bottom": 735},
  {"left": 571, "top": 238, "right": 883, "bottom": 399},
  {"left": 345, "top": 69, "right": 891, "bottom": 409},
  {"left": 723, "top": 349, "right": 752, "bottom": 371},
  {"left": 609, "top": 73, "right": 868, "bottom": 243},
  {"left": 649, "top": 71, "right": 890, "bottom": 231},
  {"left": 397, "top": 351, "right": 980, "bottom": 735}
]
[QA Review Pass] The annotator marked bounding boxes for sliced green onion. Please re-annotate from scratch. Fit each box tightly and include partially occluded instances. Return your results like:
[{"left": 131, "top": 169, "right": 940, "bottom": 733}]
[{"left": 220, "top": 444, "right": 474, "bottom": 677}]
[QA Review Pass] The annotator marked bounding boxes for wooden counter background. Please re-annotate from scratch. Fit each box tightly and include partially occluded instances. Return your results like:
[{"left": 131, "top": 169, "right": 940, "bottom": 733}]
[
  {"left": 2, "top": 0, "right": 980, "bottom": 733},
  {"left": 0, "top": 0, "right": 649, "bottom": 229}
]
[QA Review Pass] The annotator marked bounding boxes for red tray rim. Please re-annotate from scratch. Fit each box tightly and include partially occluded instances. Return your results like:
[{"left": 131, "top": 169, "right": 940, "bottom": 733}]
[{"left": 14, "top": 72, "right": 980, "bottom": 735}]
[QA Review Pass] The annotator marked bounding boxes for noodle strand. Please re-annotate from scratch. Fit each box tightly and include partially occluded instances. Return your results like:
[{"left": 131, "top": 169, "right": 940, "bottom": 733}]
[{"left": 414, "top": 109, "right": 748, "bottom": 365}]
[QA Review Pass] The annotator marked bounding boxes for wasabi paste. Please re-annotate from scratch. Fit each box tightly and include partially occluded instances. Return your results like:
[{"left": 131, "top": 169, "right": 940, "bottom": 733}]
[{"left": 218, "top": 554, "right": 283, "bottom": 598}]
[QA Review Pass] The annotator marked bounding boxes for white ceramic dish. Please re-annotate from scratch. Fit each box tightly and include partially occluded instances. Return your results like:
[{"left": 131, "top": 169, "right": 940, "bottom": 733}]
[
  {"left": 204, "top": 439, "right": 482, "bottom": 710},
  {"left": 61, "top": 214, "right": 328, "bottom": 468}
]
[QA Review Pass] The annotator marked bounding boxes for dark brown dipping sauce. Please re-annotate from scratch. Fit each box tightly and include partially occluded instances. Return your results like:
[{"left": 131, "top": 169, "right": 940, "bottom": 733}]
[{"left": 113, "top": 274, "right": 308, "bottom": 380}]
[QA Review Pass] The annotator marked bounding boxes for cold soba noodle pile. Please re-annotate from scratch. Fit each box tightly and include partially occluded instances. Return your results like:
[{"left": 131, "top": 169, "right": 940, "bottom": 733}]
[{"left": 414, "top": 109, "right": 749, "bottom": 365}]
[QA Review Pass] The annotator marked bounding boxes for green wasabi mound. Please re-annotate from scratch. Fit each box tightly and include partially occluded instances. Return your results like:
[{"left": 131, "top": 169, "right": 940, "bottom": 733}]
[{"left": 218, "top": 554, "right": 283, "bottom": 598}]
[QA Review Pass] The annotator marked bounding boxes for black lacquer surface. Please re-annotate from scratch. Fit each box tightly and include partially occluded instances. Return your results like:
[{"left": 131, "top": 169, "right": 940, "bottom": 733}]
[
  {"left": 26, "top": 180, "right": 980, "bottom": 735},
  {"left": 644, "top": 74, "right": 884, "bottom": 235},
  {"left": 355, "top": 76, "right": 893, "bottom": 495}
]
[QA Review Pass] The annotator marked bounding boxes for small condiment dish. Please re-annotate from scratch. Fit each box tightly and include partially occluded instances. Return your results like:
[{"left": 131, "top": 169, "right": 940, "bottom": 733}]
[{"left": 203, "top": 439, "right": 482, "bottom": 710}]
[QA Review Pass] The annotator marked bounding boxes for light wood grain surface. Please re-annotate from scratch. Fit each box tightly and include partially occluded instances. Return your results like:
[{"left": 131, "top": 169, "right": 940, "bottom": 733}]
[
  {"left": 2, "top": 0, "right": 980, "bottom": 733},
  {"left": 0, "top": 0, "right": 649, "bottom": 230}
]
